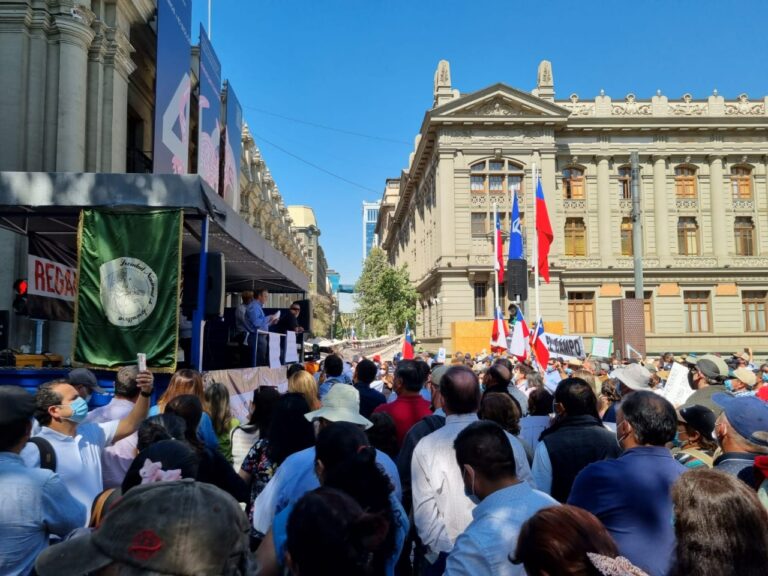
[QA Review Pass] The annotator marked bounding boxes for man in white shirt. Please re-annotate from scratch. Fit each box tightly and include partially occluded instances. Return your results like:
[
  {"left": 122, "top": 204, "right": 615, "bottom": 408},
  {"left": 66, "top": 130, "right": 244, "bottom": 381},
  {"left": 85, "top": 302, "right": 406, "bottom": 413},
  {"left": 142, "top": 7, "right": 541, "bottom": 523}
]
[
  {"left": 411, "top": 365, "right": 533, "bottom": 572},
  {"left": 446, "top": 420, "right": 557, "bottom": 576},
  {"left": 22, "top": 373, "right": 154, "bottom": 520},
  {"left": 83, "top": 366, "right": 142, "bottom": 489}
]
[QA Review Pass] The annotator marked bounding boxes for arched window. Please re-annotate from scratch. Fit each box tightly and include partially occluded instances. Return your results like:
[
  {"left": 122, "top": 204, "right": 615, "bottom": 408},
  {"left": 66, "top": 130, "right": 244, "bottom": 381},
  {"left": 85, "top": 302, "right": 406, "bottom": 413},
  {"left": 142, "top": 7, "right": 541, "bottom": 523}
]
[
  {"left": 731, "top": 166, "right": 753, "bottom": 199},
  {"left": 674, "top": 165, "right": 697, "bottom": 199},
  {"left": 469, "top": 159, "right": 524, "bottom": 196},
  {"left": 564, "top": 218, "right": 586, "bottom": 256},
  {"left": 735, "top": 216, "right": 755, "bottom": 256},
  {"left": 618, "top": 166, "right": 632, "bottom": 200},
  {"left": 620, "top": 217, "right": 633, "bottom": 256},
  {"left": 677, "top": 217, "right": 699, "bottom": 255},
  {"left": 562, "top": 167, "right": 585, "bottom": 199}
]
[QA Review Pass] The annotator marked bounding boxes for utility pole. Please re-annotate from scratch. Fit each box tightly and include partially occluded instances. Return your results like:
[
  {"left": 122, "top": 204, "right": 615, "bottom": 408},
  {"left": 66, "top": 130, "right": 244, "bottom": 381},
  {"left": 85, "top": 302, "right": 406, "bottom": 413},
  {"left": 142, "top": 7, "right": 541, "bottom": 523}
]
[{"left": 631, "top": 152, "right": 643, "bottom": 298}]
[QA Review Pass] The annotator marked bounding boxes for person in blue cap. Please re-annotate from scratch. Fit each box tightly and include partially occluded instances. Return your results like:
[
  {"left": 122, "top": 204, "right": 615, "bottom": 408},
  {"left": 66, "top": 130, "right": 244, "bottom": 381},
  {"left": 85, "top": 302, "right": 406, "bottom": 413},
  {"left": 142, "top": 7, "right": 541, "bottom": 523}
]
[{"left": 712, "top": 393, "right": 768, "bottom": 487}]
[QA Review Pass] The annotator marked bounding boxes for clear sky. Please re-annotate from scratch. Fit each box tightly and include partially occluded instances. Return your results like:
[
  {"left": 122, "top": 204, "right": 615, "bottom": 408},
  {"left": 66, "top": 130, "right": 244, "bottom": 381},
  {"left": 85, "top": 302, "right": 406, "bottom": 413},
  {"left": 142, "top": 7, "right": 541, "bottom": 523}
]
[{"left": 191, "top": 0, "right": 768, "bottom": 285}]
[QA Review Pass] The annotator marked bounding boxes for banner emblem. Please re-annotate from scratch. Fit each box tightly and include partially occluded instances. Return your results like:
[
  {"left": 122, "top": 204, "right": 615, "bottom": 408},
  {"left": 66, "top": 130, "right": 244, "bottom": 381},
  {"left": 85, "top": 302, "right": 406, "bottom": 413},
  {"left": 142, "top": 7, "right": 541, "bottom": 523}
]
[{"left": 99, "top": 258, "right": 158, "bottom": 327}]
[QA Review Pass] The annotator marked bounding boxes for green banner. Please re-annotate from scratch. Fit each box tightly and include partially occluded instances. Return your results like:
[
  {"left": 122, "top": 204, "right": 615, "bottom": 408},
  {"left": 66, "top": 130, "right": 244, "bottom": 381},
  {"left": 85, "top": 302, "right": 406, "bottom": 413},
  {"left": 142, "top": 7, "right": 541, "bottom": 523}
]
[{"left": 73, "top": 209, "right": 182, "bottom": 371}]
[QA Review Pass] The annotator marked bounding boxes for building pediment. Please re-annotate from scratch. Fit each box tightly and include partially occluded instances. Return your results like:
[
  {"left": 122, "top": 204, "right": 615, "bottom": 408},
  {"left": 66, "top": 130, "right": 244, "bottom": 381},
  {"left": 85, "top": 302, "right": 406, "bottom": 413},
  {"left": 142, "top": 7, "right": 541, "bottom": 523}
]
[{"left": 433, "top": 83, "right": 570, "bottom": 120}]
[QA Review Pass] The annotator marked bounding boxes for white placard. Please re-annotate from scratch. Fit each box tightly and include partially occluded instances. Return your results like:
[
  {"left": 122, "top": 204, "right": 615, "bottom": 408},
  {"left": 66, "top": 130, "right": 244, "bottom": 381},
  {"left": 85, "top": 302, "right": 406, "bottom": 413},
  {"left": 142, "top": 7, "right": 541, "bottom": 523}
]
[
  {"left": 437, "top": 348, "right": 446, "bottom": 363},
  {"left": 268, "top": 332, "right": 282, "bottom": 369},
  {"left": 543, "top": 333, "right": 586, "bottom": 359},
  {"left": 285, "top": 331, "right": 299, "bottom": 363},
  {"left": 591, "top": 337, "right": 613, "bottom": 358},
  {"left": 659, "top": 362, "right": 694, "bottom": 407}
]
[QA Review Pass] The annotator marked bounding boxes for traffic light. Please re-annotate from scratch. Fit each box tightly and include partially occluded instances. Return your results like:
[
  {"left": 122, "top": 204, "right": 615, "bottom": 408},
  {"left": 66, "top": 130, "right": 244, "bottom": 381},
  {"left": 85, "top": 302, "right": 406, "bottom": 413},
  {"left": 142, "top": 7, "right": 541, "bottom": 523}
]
[{"left": 13, "top": 278, "right": 28, "bottom": 315}]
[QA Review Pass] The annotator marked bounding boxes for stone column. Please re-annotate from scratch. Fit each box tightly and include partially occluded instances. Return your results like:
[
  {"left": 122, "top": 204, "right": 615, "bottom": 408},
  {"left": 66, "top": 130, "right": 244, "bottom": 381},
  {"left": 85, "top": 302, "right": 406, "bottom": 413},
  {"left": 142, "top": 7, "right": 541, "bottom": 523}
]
[
  {"left": 653, "top": 156, "right": 670, "bottom": 261},
  {"left": 709, "top": 155, "right": 727, "bottom": 260},
  {"left": 438, "top": 150, "right": 456, "bottom": 259},
  {"left": 0, "top": 2, "right": 31, "bottom": 170},
  {"left": 54, "top": 10, "right": 95, "bottom": 171},
  {"left": 597, "top": 156, "right": 612, "bottom": 261},
  {"left": 101, "top": 27, "right": 135, "bottom": 172}
]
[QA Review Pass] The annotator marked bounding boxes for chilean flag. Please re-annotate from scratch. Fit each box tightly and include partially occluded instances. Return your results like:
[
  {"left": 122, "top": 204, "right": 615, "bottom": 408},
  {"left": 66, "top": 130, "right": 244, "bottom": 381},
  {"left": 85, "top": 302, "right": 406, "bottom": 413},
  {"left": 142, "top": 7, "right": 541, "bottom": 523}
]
[
  {"left": 509, "top": 308, "right": 530, "bottom": 360},
  {"left": 530, "top": 318, "right": 550, "bottom": 369},
  {"left": 490, "top": 306, "right": 509, "bottom": 353},
  {"left": 535, "top": 178, "right": 553, "bottom": 283},
  {"left": 402, "top": 321, "right": 414, "bottom": 360},
  {"left": 494, "top": 213, "right": 505, "bottom": 283}
]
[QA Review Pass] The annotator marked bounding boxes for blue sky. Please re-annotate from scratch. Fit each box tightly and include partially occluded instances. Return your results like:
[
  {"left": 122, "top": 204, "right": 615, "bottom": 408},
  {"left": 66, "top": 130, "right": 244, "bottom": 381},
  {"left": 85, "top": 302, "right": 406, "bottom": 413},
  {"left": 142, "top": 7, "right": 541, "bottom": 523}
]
[{"left": 192, "top": 0, "right": 768, "bottom": 285}]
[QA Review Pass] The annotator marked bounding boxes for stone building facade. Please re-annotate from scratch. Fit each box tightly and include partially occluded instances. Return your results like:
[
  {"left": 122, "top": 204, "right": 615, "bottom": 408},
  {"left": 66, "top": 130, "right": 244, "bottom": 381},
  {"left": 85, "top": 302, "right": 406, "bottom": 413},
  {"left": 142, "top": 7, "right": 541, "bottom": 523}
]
[
  {"left": 0, "top": 0, "right": 308, "bottom": 350},
  {"left": 378, "top": 60, "right": 768, "bottom": 354}
]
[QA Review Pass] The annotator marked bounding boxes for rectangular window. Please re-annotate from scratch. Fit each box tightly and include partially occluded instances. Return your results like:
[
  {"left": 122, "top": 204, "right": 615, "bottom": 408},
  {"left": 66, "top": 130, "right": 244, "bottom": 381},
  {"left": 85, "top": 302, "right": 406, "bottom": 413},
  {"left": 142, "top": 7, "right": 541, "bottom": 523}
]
[
  {"left": 565, "top": 218, "right": 586, "bottom": 256},
  {"left": 568, "top": 292, "right": 595, "bottom": 333},
  {"left": 562, "top": 168, "right": 585, "bottom": 200},
  {"left": 619, "top": 167, "right": 632, "bottom": 200},
  {"left": 734, "top": 217, "right": 755, "bottom": 256},
  {"left": 474, "top": 282, "right": 488, "bottom": 317},
  {"left": 620, "top": 217, "right": 633, "bottom": 256},
  {"left": 470, "top": 175, "right": 485, "bottom": 192},
  {"left": 731, "top": 168, "right": 752, "bottom": 199},
  {"left": 677, "top": 217, "right": 699, "bottom": 256},
  {"left": 626, "top": 290, "right": 654, "bottom": 333},
  {"left": 489, "top": 175, "right": 503, "bottom": 191},
  {"left": 675, "top": 167, "right": 697, "bottom": 199},
  {"left": 471, "top": 212, "right": 488, "bottom": 236},
  {"left": 684, "top": 291, "right": 711, "bottom": 333},
  {"left": 743, "top": 291, "right": 768, "bottom": 333}
]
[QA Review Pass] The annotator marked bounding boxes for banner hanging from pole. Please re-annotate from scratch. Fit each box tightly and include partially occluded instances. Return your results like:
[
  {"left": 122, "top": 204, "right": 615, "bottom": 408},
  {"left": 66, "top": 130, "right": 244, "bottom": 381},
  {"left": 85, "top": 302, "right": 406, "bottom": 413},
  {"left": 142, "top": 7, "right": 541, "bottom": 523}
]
[{"left": 73, "top": 209, "right": 183, "bottom": 371}]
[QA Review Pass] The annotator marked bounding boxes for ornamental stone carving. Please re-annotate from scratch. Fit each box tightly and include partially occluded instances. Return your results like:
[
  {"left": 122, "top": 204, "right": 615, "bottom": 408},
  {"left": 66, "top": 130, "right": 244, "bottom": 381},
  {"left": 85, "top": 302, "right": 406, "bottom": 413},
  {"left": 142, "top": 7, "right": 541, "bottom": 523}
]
[
  {"left": 560, "top": 258, "right": 602, "bottom": 269},
  {"left": 612, "top": 94, "right": 652, "bottom": 116},
  {"left": 676, "top": 199, "right": 698, "bottom": 210},
  {"left": 563, "top": 199, "right": 586, "bottom": 211},
  {"left": 733, "top": 199, "right": 754, "bottom": 210},
  {"left": 562, "top": 94, "right": 595, "bottom": 117},
  {"left": 669, "top": 94, "right": 706, "bottom": 116},
  {"left": 725, "top": 94, "right": 765, "bottom": 115},
  {"left": 673, "top": 257, "right": 718, "bottom": 267},
  {"left": 472, "top": 98, "right": 523, "bottom": 117}
]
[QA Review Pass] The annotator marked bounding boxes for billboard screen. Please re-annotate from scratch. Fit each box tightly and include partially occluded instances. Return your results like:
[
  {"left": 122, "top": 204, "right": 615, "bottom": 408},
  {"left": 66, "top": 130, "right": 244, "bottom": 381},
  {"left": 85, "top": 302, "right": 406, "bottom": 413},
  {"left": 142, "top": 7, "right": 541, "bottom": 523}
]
[
  {"left": 153, "top": 0, "right": 192, "bottom": 174},
  {"left": 221, "top": 81, "right": 242, "bottom": 207},
  {"left": 197, "top": 25, "right": 221, "bottom": 191}
]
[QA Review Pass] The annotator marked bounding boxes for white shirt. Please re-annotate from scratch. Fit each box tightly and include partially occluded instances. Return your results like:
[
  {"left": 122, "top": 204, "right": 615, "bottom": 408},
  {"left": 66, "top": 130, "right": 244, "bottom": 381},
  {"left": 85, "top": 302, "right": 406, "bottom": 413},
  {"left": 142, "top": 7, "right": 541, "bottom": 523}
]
[
  {"left": 22, "top": 421, "right": 119, "bottom": 521},
  {"left": 410, "top": 413, "right": 534, "bottom": 556},
  {"left": 84, "top": 398, "right": 136, "bottom": 489}
]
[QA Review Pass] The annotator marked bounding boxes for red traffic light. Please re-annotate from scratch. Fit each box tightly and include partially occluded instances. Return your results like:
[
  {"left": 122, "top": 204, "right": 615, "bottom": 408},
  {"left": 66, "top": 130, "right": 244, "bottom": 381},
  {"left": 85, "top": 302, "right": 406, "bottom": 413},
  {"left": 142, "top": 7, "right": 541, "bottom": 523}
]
[{"left": 13, "top": 279, "right": 28, "bottom": 295}]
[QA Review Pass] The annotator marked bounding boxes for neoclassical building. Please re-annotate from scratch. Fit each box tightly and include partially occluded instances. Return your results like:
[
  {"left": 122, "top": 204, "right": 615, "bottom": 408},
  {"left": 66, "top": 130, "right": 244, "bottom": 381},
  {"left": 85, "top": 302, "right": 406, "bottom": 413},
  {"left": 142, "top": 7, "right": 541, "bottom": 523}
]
[
  {"left": 0, "top": 0, "right": 309, "bottom": 352},
  {"left": 378, "top": 60, "right": 768, "bottom": 354}
]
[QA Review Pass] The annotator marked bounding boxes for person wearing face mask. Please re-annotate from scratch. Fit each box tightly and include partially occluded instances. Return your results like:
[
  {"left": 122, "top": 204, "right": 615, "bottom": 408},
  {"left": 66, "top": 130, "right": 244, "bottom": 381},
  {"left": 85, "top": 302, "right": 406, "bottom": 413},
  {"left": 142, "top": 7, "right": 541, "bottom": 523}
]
[
  {"left": 21, "top": 373, "right": 154, "bottom": 521},
  {"left": 724, "top": 367, "right": 758, "bottom": 397},
  {"left": 446, "top": 420, "right": 557, "bottom": 576},
  {"left": 672, "top": 404, "right": 717, "bottom": 468},
  {"left": 568, "top": 391, "right": 684, "bottom": 576},
  {"left": 67, "top": 367, "right": 105, "bottom": 407},
  {"left": 756, "top": 363, "right": 768, "bottom": 401},
  {"left": 711, "top": 393, "right": 768, "bottom": 486}
]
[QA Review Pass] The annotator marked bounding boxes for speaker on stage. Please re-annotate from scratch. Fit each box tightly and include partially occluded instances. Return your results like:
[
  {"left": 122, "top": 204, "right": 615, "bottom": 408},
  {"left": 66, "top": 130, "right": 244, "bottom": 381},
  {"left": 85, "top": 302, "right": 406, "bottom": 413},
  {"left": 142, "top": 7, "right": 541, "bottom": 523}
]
[
  {"left": 181, "top": 252, "right": 225, "bottom": 318},
  {"left": 294, "top": 298, "right": 311, "bottom": 333},
  {"left": 505, "top": 259, "right": 528, "bottom": 302}
]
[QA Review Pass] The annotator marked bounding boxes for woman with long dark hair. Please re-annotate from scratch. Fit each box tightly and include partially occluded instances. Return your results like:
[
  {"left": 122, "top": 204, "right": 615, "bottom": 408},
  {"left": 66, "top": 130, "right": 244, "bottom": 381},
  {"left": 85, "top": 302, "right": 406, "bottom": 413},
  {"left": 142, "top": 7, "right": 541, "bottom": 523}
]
[
  {"left": 230, "top": 386, "right": 280, "bottom": 471},
  {"left": 164, "top": 394, "right": 248, "bottom": 503},
  {"left": 671, "top": 469, "right": 768, "bottom": 576},
  {"left": 257, "top": 422, "right": 408, "bottom": 576}
]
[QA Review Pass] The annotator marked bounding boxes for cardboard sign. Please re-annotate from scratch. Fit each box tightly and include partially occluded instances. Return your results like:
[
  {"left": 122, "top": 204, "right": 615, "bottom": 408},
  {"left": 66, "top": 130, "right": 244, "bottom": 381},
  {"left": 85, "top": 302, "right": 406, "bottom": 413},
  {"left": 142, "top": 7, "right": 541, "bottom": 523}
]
[
  {"left": 659, "top": 362, "right": 694, "bottom": 407},
  {"left": 591, "top": 337, "right": 613, "bottom": 358}
]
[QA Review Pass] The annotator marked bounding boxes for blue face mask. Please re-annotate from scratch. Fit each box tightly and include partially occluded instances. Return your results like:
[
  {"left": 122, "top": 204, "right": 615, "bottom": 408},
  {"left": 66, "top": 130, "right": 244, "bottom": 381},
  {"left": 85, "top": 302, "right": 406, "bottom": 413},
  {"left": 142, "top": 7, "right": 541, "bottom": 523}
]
[
  {"left": 672, "top": 431, "right": 683, "bottom": 448},
  {"left": 724, "top": 379, "right": 734, "bottom": 392},
  {"left": 762, "top": 373, "right": 768, "bottom": 383},
  {"left": 564, "top": 368, "right": 573, "bottom": 375},
  {"left": 462, "top": 468, "right": 481, "bottom": 505},
  {"left": 64, "top": 397, "right": 89, "bottom": 423}
]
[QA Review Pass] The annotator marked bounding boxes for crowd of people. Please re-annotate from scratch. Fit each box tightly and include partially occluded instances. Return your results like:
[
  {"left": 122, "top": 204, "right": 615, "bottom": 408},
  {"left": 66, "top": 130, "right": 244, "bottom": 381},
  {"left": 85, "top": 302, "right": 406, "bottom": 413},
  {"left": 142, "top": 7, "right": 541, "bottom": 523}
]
[{"left": 2, "top": 346, "right": 768, "bottom": 575}]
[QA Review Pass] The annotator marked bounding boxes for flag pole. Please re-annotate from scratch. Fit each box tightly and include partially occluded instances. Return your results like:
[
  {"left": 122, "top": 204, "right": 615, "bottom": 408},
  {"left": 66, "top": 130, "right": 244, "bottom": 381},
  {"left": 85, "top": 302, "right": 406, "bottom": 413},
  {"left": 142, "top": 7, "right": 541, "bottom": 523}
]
[
  {"left": 493, "top": 202, "right": 500, "bottom": 314},
  {"left": 533, "top": 164, "right": 540, "bottom": 323}
]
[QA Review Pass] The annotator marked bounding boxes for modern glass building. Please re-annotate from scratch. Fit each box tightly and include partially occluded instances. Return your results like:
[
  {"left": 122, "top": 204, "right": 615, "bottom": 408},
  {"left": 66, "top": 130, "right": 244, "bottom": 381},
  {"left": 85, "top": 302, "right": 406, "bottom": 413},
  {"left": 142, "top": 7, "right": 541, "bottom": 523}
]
[{"left": 362, "top": 200, "right": 381, "bottom": 260}]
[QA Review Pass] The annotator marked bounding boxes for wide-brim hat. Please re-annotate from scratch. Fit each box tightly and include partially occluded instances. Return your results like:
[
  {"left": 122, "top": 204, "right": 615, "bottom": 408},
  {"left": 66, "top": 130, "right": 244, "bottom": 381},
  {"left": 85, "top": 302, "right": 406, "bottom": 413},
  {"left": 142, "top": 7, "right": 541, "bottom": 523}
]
[
  {"left": 609, "top": 363, "right": 652, "bottom": 391},
  {"left": 304, "top": 384, "right": 372, "bottom": 429}
]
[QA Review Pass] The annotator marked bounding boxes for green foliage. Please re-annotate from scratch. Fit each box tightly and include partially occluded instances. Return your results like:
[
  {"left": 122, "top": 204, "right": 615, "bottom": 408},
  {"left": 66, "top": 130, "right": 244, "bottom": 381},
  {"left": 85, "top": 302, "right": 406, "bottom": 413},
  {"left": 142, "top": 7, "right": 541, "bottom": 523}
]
[{"left": 354, "top": 247, "right": 418, "bottom": 337}]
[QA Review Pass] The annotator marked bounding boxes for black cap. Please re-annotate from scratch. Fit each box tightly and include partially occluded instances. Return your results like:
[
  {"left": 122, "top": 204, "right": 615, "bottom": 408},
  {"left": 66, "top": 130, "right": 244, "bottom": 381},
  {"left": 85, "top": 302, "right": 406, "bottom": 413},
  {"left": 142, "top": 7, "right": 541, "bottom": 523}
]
[
  {"left": 678, "top": 404, "right": 717, "bottom": 440},
  {"left": 0, "top": 385, "right": 36, "bottom": 425}
]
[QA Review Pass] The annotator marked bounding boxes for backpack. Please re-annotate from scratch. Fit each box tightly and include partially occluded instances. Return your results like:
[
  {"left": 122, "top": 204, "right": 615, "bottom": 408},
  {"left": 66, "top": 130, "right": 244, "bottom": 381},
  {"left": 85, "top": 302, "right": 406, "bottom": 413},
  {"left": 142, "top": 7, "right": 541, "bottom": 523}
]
[{"left": 29, "top": 437, "right": 57, "bottom": 472}]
